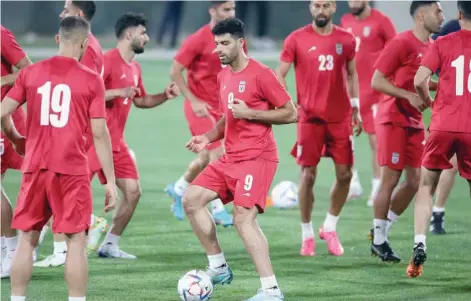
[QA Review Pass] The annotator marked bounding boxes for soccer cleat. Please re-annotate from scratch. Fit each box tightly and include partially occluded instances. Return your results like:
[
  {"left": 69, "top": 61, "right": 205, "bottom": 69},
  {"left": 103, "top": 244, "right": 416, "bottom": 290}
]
[
  {"left": 367, "top": 228, "right": 374, "bottom": 241},
  {"left": 430, "top": 212, "right": 446, "bottom": 235},
  {"left": 300, "top": 238, "right": 316, "bottom": 256},
  {"left": 87, "top": 217, "right": 108, "bottom": 254},
  {"left": 1, "top": 246, "right": 6, "bottom": 263},
  {"left": 371, "top": 241, "right": 401, "bottom": 263},
  {"left": 212, "top": 210, "right": 233, "bottom": 227},
  {"left": 97, "top": 242, "right": 137, "bottom": 259},
  {"left": 366, "top": 198, "right": 374, "bottom": 207},
  {"left": 206, "top": 265, "right": 234, "bottom": 286},
  {"left": 0, "top": 252, "right": 13, "bottom": 278},
  {"left": 33, "top": 252, "right": 67, "bottom": 267},
  {"left": 407, "top": 243, "right": 427, "bottom": 278},
  {"left": 319, "top": 228, "right": 344, "bottom": 256},
  {"left": 347, "top": 177, "right": 364, "bottom": 201},
  {"left": 244, "top": 289, "right": 284, "bottom": 301},
  {"left": 165, "top": 183, "right": 185, "bottom": 221}
]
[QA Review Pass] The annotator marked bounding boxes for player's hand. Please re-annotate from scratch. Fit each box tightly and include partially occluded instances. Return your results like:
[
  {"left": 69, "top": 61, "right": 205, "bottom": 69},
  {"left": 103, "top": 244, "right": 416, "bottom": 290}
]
[
  {"left": 186, "top": 135, "right": 210, "bottom": 153},
  {"left": 190, "top": 99, "right": 211, "bottom": 117},
  {"left": 120, "top": 87, "right": 140, "bottom": 99},
  {"left": 164, "top": 82, "right": 180, "bottom": 99},
  {"left": 351, "top": 108, "right": 363, "bottom": 137},
  {"left": 104, "top": 183, "right": 118, "bottom": 213},
  {"left": 12, "top": 136, "right": 26, "bottom": 156},
  {"left": 231, "top": 98, "right": 252, "bottom": 120},
  {"left": 408, "top": 93, "right": 429, "bottom": 112}
]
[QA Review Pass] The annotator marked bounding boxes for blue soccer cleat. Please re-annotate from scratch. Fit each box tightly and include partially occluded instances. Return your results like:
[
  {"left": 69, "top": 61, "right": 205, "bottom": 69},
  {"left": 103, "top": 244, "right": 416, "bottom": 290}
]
[
  {"left": 212, "top": 209, "right": 233, "bottom": 228},
  {"left": 244, "top": 290, "right": 284, "bottom": 301},
  {"left": 206, "top": 266, "right": 234, "bottom": 286},
  {"left": 165, "top": 183, "right": 185, "bottom": 221}
]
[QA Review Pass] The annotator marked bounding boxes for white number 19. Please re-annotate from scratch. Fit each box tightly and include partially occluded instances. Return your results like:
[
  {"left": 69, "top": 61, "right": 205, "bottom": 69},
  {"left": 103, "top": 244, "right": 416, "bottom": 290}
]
[
  {"left": 451, "top": 55, "right": 471, "bottom": 96},
  {"left": 37, "top": 81, "right": 71, "bottom": 128}
]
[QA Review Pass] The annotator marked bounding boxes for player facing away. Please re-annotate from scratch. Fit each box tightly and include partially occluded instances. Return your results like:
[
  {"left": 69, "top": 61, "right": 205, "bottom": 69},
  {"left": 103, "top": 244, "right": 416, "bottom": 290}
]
[
  {"left": 277, "top": 0, "right": 363, "bottom": 257},
  {"left": 166, "top": 0, "right": 236, "bottom": 225},
  {"left": 35, "top": 0, "right": 109, "bottom": 269},
  {"left": 407, "top": 0, "right": 471, "bottom": 278},
  {"left": 341, "top": 0, "right": 396, "bottom": 206},
  {"left": 0, "top": 26, "right": 32, "bottom": 278},
  {"left": 0, "top": 16, "right": 118, "bottom": 301},
  {"left": 184, "top": 18, "right": 296, "bottom": 301},
  {"left": 370, "top": 0, "right": 443, "bottom": 262},
  {"left": 87, "top": 12, "right": 180, "bottom": 259}
]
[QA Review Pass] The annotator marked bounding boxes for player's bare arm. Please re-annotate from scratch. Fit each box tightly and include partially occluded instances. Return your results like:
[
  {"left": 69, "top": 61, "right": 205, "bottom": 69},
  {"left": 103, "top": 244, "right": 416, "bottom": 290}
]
[
  {"left": 105, "top": 87, "right": 140, "bottom": 101},
  {"left": 371, "top": 69, "right": 421, "bottom": 105},
  {"left": 0, "top": 97, "right": 25, "bottom": 154},
  {"left": 346, "top": 59, "right": 363, "bottom": 136},
  {"left": 186, "top": 116, "right": 226, "bottom": 153},
  {"left": 0, "top": 57, "right": 32, "bottom": 87},
  {"left": 133, "top": 82, "right": 180, "bottom": 108},
  {"left": 170, "top": 60, "right": 211, "bottom": 117},
  {"left": 232, "top": 99, "right": 297, "bottom": 125},
  {"left": 276, "top": 61, "right": 292, "bottom": 90},
  {"left": 413, "top": 66, "right": 434, "bottom": 112}
]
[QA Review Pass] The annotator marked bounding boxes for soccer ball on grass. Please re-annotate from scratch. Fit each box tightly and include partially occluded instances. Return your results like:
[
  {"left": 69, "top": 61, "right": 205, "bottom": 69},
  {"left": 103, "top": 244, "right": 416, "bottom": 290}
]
[{"left": 178, "top": 270, "right": 213, "bottom": 301}]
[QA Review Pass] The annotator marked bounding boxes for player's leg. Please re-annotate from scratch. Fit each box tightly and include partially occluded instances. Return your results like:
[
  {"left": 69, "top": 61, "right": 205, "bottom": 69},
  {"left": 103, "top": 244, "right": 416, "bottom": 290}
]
[
  {"left": 430, "top": 155, "right": 458, "bottom": 234},
  {"left": 10, "top": 231, "right": 40, "bottom": 297},
  {"left": 1, "top": 187, "right": 19, "bottom": 278},
  {"left": 366, "top": 133, "right": 381, "bottom": 207}
]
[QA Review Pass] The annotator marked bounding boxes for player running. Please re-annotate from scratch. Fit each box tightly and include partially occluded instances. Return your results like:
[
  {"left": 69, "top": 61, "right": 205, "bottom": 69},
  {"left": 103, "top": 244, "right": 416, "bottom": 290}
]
[
  {"left": 165, "top": 1, "right": 236, "bottom": 225},
  {"left": 277, "top": 0, "right": 363, "bottom": 257},
  {"left": 87, "top": 12, "right": 180, "bottom": 259},
  {"left": 184, "top": 18, "right": 296, "bottom": 301},
  {"left": 341, "top": 0, "right": 396, "bottom": 206},
  {"left": 0, "top": 25, "right": 32, "bottom": 278},
  {"left": 370, "top": 0, "right": 443, "bottom": 262},
  {"left": 407, "top": 0, "right": 471, "bottom": 278},
  {"left": 34, "top": 0, "right": 109, "bottom": 268},
  {"left": 1, "top": 16, "right": 118, "bottom": 301}
]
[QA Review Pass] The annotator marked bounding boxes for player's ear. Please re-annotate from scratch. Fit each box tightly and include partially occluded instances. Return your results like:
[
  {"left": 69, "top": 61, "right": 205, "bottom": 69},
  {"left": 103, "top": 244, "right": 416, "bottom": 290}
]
[
  {"left": 82, "top": 37, "right": 89, "bottom": 51},
  {"left": 458, "top": 10, "right": 463, "bottom": 21},
  {"left": 55, "top": 34, "right": 60, "bottom": 45}
]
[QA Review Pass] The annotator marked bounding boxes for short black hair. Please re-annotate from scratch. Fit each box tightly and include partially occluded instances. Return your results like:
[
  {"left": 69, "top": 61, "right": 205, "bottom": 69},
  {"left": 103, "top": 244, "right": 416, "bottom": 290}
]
[
  {"left": 59, "top": 16, "right": 90, "bottom": 42},
  {"left": 71, "top": 1, "right": 96, "bottom": 21},
  {"left": 211, "top": 1, "right": 229, "bottom": 7},
  {"left": 211, "top": 18, "right": 245, "bottom": 39},
  {"left": 410, "top": 1, "right": 439, "bottom": 16},
  {"left": 114, "top": 12, "right": 148, "bottom": 39},
  {"left": 458, "top": 1, "right": 471, "bottom": 20}
]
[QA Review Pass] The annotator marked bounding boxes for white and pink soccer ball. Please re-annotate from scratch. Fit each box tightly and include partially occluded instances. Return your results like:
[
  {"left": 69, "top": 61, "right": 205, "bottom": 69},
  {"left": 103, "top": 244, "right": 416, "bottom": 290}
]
[
  {"left": 178, "top": 270, "right": 213, "bottom": 301},
  {"left": 270, "top": 181, "right": 299, "bottom": 209}
]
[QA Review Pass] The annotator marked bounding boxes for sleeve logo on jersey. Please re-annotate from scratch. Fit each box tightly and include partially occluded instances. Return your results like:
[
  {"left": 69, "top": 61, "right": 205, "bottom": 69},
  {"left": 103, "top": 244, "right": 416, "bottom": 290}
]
[
  {"left": 391, "top": 152, "right": 400, "bottom": 165},
  {"left": 363, "top": 26, "right": 371, "bottom": 37},
  {"left": 336, "top": 43, "right": 343, "bottom": 55},
  {"left": 0, "top": 138, "right": 4, "bottom": 155},
  {"left": 134, "top": 75, "right": 138, "bottom": 86},
  {"left": 238, "top": 80, "right": 246, "bottom": 93}
]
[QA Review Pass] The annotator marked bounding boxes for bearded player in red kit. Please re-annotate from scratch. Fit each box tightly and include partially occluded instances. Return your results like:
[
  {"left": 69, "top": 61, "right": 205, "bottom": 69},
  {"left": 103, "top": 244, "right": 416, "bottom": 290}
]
[
  {"left": 1, "top": 16, "right": 117, "bottom": 301},
  {"left": 277, "top": 0, "right": 363, "bottom": 257},
  {"left": 185, "top": 18, "right": 296, "bottom": 301},
  {"left": 370, "top": 0, "right": 443, "bottom": 263},
  {"left": 407, "top": 0, "right": 471, "bottom": 278},
  {"left": 341, "top": 0, "right": 396, "bottom": 206}
]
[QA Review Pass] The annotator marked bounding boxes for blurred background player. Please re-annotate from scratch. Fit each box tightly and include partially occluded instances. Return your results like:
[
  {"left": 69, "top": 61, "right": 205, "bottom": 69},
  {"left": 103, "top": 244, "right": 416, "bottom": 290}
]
[
  {"left": 88, "top": 12, "right": 180, "bottom": 259},
  {"left": 155, "top": 0, "right": 185, "bottom": 49},
  {"left": 277, "top": 0, "right": 363, "bottom": 257},
  {"left": 407, "top": 0, "right": 471, "bottom": 278},
  {"left": 370, "top": 0, "right": 443, "bottom": 263},
  {"left": 0, "top": 25, "right": 32, "bottom": 278},
  {"left": 341, "top": 0, "right": 396, "bottom": 206},
  {"left": 184, "top": 18, "right": 296, "bottom": 301},
  {"left": 35, "top": 0, "right": 109, "bottom": 269},
  {"left": 166, "top": 1, "right": 236, "bottom": 226},
  {"left": 1, "top": 15, "right": 118, "bottom": 301}
]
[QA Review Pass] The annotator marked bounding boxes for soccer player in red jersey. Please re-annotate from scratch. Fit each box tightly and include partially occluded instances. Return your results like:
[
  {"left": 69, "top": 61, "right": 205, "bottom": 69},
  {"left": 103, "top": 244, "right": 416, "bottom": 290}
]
[
  {"left": 35, "top": 0, "right": 108, "bottom": 269},
  {"left": 166, "top": 1, "right": 236, "bottom": 225},
  {"left": 407, "top": 0, "right": 471, "bottom": 278},
  {"left": 277, "top": 0, "right": 363, "bottom": 257},
  {"left": 184, "top": 18, "right": 296, "bottom": 301},
  {"left": 370, "top": 0, "right": 443, "bottom": 263},
  {"left": 0, "top": 26, "right": 32, "bottom": 278},
  {"left": 0, "top": 16, "right": 117, "bottom": 301},
  {"left": 341, "top": 0, "right": 396, "bottom": 206},
  {"left": 87, "top": 12, "right": 179, "bottom": 259}
]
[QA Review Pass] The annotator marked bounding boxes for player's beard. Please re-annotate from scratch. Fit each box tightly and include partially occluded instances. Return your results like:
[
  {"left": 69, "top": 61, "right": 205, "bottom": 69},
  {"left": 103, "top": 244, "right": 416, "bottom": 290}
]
[
  {"left": 131, "top": 40, "right": 146, "bottom": 54},
  {"left": 314, "top": 15, "right": 331, "bottom": 28},
  {"left": 351, "top": 5, "right": 366, "bottom": 16}
]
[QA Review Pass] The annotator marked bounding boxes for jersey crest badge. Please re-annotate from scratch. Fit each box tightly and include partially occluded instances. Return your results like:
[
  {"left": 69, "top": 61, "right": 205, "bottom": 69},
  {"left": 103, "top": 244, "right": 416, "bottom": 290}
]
[
  {"left": 363, "top": 26, "right": 371, "bottom": 37},
  {"left": 336, "top": 43, "right": 343, "bottom": 55},
  {"left": 238, "top": 80, "right": 246, "bottom": 93},
  {"left": 391, "top": 152, "right": 400, "bottom": 164}
]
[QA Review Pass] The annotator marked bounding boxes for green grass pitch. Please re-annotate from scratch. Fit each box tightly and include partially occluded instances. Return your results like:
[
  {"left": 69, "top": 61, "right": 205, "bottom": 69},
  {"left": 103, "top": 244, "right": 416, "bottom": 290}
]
[{"left": 1, "top": 59, "right": 470, "bottom": 301}]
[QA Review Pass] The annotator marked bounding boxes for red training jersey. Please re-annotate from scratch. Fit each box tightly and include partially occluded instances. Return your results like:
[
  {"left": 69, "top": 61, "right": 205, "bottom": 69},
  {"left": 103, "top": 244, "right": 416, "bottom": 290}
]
[
  {"left": 340, "top": 9, "right": 396, "bottom": 108},
  {"left": 218, "top": 59, "right": 291, "bottom": 162},
  {"left": 103, "top": 48, "right": 146, "bottom": 151},
  {"left": 6, "top": 56, "right": 106, "bottom": 175},
  {"left": 374, "top": 30, "right": 429, "bottom": 129},
  {"left": 280, "top": 25, "right": 356, "bottom": 123},
  {"left": 81, "top": 33, "right": 104, "bottom": 75},
  {"left": 1, "top": 26, "right": 27, "bottom": 136},
  {"left": 421, "top": 30, "right": 471, "bottom": 133}
]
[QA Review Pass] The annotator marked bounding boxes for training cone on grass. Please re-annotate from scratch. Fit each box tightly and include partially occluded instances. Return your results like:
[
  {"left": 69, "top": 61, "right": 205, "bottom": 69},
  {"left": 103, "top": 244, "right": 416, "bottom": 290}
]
[{"left": 266, "top": 196, "right": 273, "bottom": 208}]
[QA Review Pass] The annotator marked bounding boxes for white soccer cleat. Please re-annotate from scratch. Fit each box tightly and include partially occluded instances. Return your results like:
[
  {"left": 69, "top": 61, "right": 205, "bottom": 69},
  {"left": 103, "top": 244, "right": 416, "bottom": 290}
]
[
  {"left": 1, "top": 246, "right": 6, "bottom": 263},
  {"left": 87, "top": 217, "right": 108, "bottom": 254},
  {"left": 1, "top": 252, "right": 13, "bottom": 278},
  {"left": 348, "top": 179, "right": 364, "bottom": 201},
  {"left": 33, "top": 252, "right": 67, "bottom": 268},
  {"left": 97, "top": 243, "right": 137, "bottom": 259},
  {"left": 366, "top": 198, "right": 374, "bottom": 207}
]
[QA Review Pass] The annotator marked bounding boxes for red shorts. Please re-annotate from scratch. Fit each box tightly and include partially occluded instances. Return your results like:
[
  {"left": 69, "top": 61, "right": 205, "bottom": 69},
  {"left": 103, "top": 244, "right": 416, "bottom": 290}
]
[
  {"left": 192, "top": 157, "right": 277, "bottom": 213},
  {"left": 376, "top": 123, "right": 425, "bottom": 170},
  {"left": 290, "top": 122, "right": 353, "bottom": 167},
  {"left": 422, "top": 130, "right": 471, "bottom": 180},
  {"left": 360, "top": 103, "right": 378, "bottom": 135},
  {"left": 12, "top": 170, "right": 92, "bottom": 233},
  {"left": 91, "top": 145, "right": 139, "bottom": 185},
  {"left": 184, "top": 100, "right": 222, "bottom": 150},
  {"left": 1, "top": 137, "right": 23, "bottom": 175}
]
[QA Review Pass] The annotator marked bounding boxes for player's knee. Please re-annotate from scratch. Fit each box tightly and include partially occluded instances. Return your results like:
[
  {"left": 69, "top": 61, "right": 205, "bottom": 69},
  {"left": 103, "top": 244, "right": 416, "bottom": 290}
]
[
  {"left": 124, "top": 185, "right": 141, "bottom": 205},
  {"left": 21, "top": 231, "right": 40, "bottom": 249},
  {"left": 406, "top": 174, "right": 420, "bottom": 192},
  {"left": 66, "top": 231, "right": 87, "bottom": 247},
  {"left": 336, "top": 168, "right": 352, "bottom": 184},
  {"left": 182, "top": 187, "right": 203, "bottom": 215},
  {"left": 198, "top": 151, "right": 211, "bottom": 167},
  {"left": 300, "top": 167, "right": 316, "bottom": 185}
]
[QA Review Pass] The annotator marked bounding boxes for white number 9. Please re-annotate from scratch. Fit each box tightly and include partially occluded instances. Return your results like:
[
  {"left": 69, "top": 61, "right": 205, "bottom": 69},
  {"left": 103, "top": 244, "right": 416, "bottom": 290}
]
[
  {"left": 228, "top": 92, "right": 234, "bottom": 110},
  {"left": 244, "top": 174, "right": 253, "bottom": 191}
]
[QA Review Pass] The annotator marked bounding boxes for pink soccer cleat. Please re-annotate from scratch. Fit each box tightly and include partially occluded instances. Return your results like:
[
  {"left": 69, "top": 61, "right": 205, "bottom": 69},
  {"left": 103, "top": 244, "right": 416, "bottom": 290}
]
[
  {"left": 319, "top": 228, "right": 344, "bottom": 256},
  {"left": 300, "top": 238, "right": 316, "bottom": 256}
]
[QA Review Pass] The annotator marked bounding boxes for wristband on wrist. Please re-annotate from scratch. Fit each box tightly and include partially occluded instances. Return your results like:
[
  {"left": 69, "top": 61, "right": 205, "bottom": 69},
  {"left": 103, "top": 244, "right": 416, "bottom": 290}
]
[{"left": 350, "top": 97, "right": 360, "bottom": 108}]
